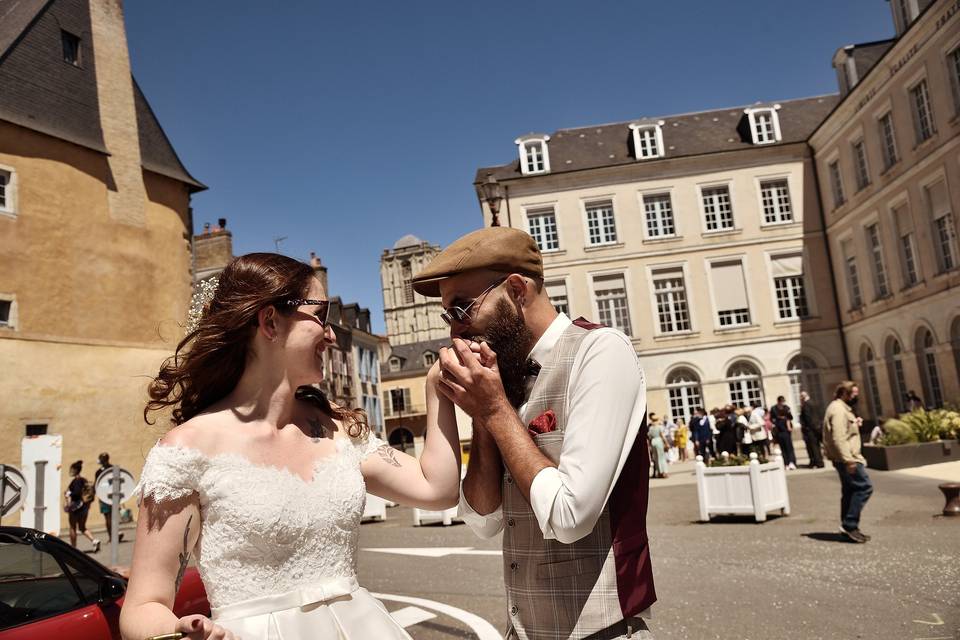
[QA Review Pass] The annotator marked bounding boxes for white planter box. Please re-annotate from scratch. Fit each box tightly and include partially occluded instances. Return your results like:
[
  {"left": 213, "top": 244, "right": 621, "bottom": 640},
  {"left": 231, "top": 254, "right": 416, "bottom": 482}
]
[
  {"left": 412, "top": 505, "right": 460, "bottom": 526},
  {"left": 695, "top": 453, "right": 790, "bottom": 522},
  {"left": 362, "top": 493, "right": 387, "bottom": 522}
]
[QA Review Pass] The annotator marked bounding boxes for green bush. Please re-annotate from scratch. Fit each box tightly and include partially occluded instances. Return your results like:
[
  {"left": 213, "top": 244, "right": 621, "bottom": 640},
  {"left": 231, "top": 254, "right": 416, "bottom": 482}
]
[
  {"left": 934, "top": 409, "right": 960, "bottom": 440},
  {"left": 900, "top": 409, "right": 945, "bottom": 443},
  {"left": 877, "top": 418, "right": 918, "bottom": 446}
]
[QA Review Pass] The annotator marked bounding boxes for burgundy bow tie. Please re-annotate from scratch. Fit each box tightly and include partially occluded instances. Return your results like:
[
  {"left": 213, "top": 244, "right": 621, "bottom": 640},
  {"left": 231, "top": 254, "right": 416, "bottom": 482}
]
[{"left": 525, "top": 359, "right": 541, "bottom": 377}]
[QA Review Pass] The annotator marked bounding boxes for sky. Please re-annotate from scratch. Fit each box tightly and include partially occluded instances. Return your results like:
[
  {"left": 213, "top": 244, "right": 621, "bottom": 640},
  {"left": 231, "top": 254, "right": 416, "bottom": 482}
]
[{"left": 125, "top": 1, "right": 895, "bottom": 335}]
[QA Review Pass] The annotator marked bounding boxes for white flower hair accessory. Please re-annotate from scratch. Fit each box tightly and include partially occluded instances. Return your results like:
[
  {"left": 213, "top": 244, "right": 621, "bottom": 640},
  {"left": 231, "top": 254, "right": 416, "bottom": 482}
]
[{"left": 186, "top": 276, "right": 219, "bottom": 334}]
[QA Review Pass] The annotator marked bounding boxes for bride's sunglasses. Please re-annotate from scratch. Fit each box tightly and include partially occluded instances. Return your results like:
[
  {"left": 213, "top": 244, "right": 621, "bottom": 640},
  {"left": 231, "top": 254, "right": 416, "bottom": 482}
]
[
  {"left": 283, "top": 299, "right": 330, "bottom": 326},
  {"left": 440, "top": 278, "right": 506, "bottom": 326}
]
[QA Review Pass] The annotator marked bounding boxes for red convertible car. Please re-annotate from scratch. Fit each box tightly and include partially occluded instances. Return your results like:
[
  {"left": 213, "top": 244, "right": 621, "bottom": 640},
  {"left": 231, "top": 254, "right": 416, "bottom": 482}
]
[{"left": 0, "top": 526, "right": 209, "bottom": 639}]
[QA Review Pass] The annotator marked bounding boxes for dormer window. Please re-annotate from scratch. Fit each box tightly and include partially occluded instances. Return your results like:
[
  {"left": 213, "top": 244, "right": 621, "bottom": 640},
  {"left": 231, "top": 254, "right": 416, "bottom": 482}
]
[
  {"left": 629, "top": 121, "right": 665, "bottom": 160},
  {"left": 61, "top": 30, "right": 80, "bottom": 66},
  {"left": 423, "top": 351, "right": 437, "bottom": 367},
  {"left": 744, "top": 106, "right": 782, "bottom": 145},
  {"left": 515, "top": 135, "right": 550, "bottom": 175},
  {"left": 388, "top": 356, "right": 402, "bottom": 372}
]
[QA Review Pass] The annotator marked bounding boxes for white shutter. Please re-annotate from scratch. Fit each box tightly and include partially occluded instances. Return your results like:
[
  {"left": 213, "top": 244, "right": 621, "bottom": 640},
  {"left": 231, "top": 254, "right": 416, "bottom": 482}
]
[
  {"left": 770, "top": 253, "right": 802, "bottom": 277},
  {"left": 402, "top": 388, "right": 412, "bottom": 411},
  {"left": 711, "top": 261, "right": 748, "bottom": 311},
  {"left": 926, "top": 180, "right": 951, "bottom": 217},
  {"left": 893, "top": 203, "right": 914, "bottom": 234},
  {"left": 545, "top": 281, "right": 567, "bottom": 299}
]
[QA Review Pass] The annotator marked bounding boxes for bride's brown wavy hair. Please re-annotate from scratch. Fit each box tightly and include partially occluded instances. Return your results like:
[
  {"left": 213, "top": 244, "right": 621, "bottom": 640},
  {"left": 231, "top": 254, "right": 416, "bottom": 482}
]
[{"left": 145, "top": 252, "right": 368, "bottom": 437}]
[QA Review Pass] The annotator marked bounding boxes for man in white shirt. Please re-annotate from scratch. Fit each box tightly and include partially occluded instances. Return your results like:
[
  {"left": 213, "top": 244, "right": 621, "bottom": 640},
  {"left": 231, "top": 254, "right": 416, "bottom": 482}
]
[{"left": 412, "top": 227, "right": 656, "bottom": 640}]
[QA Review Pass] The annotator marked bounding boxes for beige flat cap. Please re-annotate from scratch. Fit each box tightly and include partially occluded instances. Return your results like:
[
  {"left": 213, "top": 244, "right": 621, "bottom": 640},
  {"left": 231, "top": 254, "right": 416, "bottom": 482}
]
[{"left": 412, "top": 227, "right": 543, "bottom": 297}]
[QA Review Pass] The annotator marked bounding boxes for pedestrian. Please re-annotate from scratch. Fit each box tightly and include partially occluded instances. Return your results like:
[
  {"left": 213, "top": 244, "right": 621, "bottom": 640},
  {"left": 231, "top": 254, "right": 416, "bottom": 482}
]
[
  {"left": 664, "top": 414, "right": 678, "bottom": 464},
  {"left": 735, "top": 407, "right": 751, "bottom": 456},
  {"left": 412, "top": 226, "right": 655, "bottom": 638},
  {"left": 715, "top": 404, "right": 738, "bottom": 455},
  {"left": 64, "top": 460, "right": 101, "bottom": 552},
  {"left": 763, "top": 407, "right": 774, "bottom": 454},
  {"left": 906, "top": 389, "right": 924, "bottom": 411},
  {"left": 121, "top": 253, "right": 462, "bottom": 640},
  {"left": 799, "top": 392, "right": 825, "bottom": 468},
  {"left": 675, "top": 417, "right": 689, "bottom": 462},
  {"left": 747, "top": 401, "right": 768, "bottom": 458},
  {"left": 823, "top": 381, "right": 873, "bottom": 543},
  {"left": 771, "top": 396, "right": 797, "bottom": 470},
  {"left": 94, "top": 452, "right": 124, "bottom": 543},
  {"left": 692, "top": 407, "right": 714, "bottom": 463},
  {"left": 648, "top": 414, "right": 668, "bottom": 479}
]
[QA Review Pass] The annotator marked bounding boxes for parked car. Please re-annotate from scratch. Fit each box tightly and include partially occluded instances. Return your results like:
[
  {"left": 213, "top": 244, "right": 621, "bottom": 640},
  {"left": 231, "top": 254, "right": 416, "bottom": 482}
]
[{"left": 0, "top": 526, "right": 209, "bottom": 639}]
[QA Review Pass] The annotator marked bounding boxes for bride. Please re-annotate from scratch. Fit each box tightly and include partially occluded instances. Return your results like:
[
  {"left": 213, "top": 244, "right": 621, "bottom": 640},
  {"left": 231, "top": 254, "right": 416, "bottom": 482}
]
[{"left": 119, "top": 253, "right": 461, "bottom": 640}]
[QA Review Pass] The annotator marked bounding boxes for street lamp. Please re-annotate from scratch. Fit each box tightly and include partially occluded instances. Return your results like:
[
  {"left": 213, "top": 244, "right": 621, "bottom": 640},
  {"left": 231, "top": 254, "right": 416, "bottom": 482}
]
[{"left": 479, "top": 174, "right": 504, "bottom": 227}]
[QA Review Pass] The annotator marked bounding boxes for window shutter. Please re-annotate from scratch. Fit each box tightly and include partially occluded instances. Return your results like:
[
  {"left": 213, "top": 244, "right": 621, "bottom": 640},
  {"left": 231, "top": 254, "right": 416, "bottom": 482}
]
[
  {"left": 926, "top": 180, "right": 951, "bottom": 217},
  {"left": 770, "top": 253, "right": 802, "bottom": 278},
  {"left": 711, "top": 261, "right": 749, "bottom": 311}
]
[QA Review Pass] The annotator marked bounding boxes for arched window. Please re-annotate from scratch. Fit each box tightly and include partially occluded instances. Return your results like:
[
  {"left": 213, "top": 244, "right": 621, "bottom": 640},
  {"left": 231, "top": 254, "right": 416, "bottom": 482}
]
[
  {"left": 727, "top": 361, "right": 763, "bottom": 408},
  {"left": 861, "top": 346, "right": 883, "bottom": 419},
  {"left": 666, "top": 368, "right": 703, "bottom": 423},
  {"left": 917, "top": 329, "right": 944, "bottom": 408},
  {"left": 787, "top": 355, "right": 822, "bottom": 412},
  {"left": 885, "top": 338, "right": 908, "bottom": 413}
]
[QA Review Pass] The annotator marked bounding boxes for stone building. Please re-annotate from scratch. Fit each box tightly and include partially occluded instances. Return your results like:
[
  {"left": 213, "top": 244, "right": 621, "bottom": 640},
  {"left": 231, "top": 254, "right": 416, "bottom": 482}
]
[
  {"left": 193, "top": 218, "right": 233, "bottom": 280},
  {"left": 810, "top": 0, "right": 960, "bottom": 419},
  {"left": 380, "top": 234, "right": 447, "bottom": 345},
  {"left": 0, "top": 0, "right": 204, "bottom": 526},
  {"left": 474, "top": 96, "right": 846, "bottom": 422}
]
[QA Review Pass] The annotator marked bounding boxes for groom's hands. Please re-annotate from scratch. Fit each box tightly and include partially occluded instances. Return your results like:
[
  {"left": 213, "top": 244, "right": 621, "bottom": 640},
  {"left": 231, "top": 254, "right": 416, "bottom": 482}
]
[{"left": 437, "top": 338, "right": 510, "bottom": 420}]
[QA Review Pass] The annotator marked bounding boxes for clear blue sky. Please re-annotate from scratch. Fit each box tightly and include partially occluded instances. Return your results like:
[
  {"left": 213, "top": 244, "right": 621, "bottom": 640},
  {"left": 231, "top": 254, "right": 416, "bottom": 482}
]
[{"left": 125, "top": 1, "right": 894, "bottom": 335}]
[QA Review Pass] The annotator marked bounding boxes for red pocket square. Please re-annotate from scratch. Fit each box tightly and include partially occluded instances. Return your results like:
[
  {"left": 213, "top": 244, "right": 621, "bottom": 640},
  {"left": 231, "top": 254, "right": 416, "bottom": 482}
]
[{"left": 528, "top": 410, "right": 558, "bottom": 436}]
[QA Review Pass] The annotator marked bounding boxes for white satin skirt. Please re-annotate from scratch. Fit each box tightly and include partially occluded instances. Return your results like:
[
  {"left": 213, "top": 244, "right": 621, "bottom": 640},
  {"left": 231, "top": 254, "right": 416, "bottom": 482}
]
[{"left": 212, "top": 576, "right": 412, "bottom": 640}]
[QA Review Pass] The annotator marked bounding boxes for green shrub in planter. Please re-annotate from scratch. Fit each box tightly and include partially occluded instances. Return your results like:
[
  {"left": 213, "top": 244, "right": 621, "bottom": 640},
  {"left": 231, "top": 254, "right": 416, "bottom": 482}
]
[
  {"left": 878, "top": 419, "right": 918, "bottom": 446},
  {"left": 934, "top": 409, "right": 960, "bottom": 440},
  {"left": 900, "top": 409, "right": 944, "bottom": 443}
]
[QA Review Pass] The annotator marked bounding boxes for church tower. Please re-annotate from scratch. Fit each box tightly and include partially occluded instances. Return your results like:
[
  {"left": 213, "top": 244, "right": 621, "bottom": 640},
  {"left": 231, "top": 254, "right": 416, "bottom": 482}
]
[{"left": 380, "top": 235, "right": 447, "bottom": 345}]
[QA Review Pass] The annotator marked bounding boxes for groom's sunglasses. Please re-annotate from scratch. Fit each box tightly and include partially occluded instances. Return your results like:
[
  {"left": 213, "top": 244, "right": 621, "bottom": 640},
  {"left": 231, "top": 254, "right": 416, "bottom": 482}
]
[
  {"left": 283, "top": 299, "right": 330, "bottom": 326},
  {"left": 440, "top": 278, "right": 506, "bottom": 326}
]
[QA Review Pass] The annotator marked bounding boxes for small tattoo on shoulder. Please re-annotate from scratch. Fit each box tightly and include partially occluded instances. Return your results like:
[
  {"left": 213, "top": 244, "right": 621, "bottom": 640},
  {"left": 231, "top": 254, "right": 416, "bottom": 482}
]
[
  {"left": 376, "top": 444, "right": 401, "bottom": 468},
  {"left": 175, "top": 514, "right": 192, "bottom": 593}
]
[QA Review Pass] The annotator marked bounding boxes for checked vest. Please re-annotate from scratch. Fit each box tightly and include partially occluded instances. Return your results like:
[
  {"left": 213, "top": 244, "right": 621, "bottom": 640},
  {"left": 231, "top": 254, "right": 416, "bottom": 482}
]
[{"left": 502, "top": 320, "right": 656, "bottom": 640}]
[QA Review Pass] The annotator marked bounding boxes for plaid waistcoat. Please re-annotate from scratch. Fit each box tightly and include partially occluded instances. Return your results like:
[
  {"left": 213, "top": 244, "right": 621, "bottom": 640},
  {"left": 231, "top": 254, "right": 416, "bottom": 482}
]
[{"left": 502, "top": 319, "right": 656, "bottom": 640}]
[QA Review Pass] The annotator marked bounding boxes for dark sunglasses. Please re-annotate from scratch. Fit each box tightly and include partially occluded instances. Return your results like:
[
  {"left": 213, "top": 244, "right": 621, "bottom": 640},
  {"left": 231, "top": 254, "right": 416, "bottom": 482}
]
[
  {"left": 440, "top": 278, "right": 506, "bottom": 326},
  {"left": 283, "top": 299, "right": 330, "bottom": 326}
]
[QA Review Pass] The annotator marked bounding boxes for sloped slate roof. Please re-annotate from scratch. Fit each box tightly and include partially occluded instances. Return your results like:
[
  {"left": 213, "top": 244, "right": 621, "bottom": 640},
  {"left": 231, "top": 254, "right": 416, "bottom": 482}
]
[
  {"left": 381, "top": 337, "right": 449, "bottom": 377},
  {"left": 475, "top": 94, "right": 840, "bottom": 183}
]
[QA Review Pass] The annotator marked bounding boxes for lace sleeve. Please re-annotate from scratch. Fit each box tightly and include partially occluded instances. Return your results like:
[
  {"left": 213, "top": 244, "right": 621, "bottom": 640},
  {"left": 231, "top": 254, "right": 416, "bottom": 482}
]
[
  {"left": 134, "top": 443, "right": 208, "bottom": 504},
  {"left": 355, "top": 433, "right": 390, "bottom": 462}
]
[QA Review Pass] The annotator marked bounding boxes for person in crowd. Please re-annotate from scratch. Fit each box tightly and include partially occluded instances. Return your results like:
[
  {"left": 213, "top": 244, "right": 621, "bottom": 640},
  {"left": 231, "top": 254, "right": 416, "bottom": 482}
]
[
  {"left": 748, "top": 401, "right": 768, "bottom": 458},
  {"left": 65, "top": 460, "right": 101, "bottom": 552},
  {"left": 648, "top": 413, "right": 668, "bottom": 479},
  {"left": 906, "top": 390, "right": 924, "bottom": 411},
  {"left": 735, "top": 407, "right": 751, "bottom": 456},
  {"left": 675, "top": 417, "right": 690, "bottom": 462},
  {"left": 708, "top": 407, "right": 719, "bottom": 440},
  {"left": 664, "top": 414, "right": 678, "bottom": 464},
  {"left": 799, "top": 392, "right": 825, "bottom": 468},
  {"left": 763, "top": 407, "right": 775, "bottom": 454},
  {"left": 715, "top": 405, "right": 738, "bottom": 456},
  {"left": 823, "top": 381, "right": 873, "bottom": 543},
  {"left": 94, "top": 452, "right": 124, "bottom": 543},
  {"left": 691, "top": 407, "right": 714, "bottom": 463},
  {"left": 771, "top": 396, "right": 797, "bottom": 470}
]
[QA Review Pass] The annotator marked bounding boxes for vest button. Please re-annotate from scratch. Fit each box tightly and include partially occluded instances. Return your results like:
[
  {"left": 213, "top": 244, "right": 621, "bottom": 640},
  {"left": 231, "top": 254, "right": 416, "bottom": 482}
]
[
  {"left": 507, "top": 518, "right": 515, "bottom": 527},
  {"left": 510, "top": 605, "right": 518, "bottom": 615},
  {"left": 506, "top": 477, "right": 513, "bottom": 484},
  {"left": 510, "top": 562, "right": 519, "bottom": 570}
]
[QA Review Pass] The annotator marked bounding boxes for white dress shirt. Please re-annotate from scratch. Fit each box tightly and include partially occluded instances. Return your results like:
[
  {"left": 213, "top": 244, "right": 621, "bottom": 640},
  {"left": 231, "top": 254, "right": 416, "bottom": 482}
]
[{"left": 458, "top": 313, "right": 647, "bottom": 544}]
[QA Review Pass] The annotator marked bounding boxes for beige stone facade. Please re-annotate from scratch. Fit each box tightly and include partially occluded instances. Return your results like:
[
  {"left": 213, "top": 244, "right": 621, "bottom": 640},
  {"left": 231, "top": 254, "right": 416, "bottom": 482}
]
[
  {"left": 810, "top": 0, "right": 960, "bottom": 419},
  {"left": 380, "top": 235, "right": 447, "bottom": 345}
]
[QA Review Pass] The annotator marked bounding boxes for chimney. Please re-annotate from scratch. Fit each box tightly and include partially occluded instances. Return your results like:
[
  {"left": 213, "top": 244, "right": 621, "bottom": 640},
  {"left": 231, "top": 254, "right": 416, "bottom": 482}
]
[
  {"left": 193, "top": 217, "right": 233, "bottom": 280},
  {"left": 309, "top": 252, "right": 329, "bottom": 295}
]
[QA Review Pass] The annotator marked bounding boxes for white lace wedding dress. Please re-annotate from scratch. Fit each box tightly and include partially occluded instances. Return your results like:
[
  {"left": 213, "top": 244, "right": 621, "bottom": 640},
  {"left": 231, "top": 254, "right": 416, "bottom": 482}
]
[{"left": 135, "top": 435, "right": 411, "bottom": 640}]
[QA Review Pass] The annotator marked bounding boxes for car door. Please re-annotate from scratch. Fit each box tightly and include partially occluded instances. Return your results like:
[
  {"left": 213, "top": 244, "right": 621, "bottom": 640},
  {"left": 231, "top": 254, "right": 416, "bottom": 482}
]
[{"left": 0, "top": 536, "right": 115, "bottom": 640}]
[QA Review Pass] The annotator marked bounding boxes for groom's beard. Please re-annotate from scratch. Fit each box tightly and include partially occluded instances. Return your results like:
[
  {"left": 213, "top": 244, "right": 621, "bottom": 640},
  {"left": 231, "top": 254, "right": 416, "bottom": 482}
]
[{"left": 474, "top": 298, "right": 534, "bottom": 409}]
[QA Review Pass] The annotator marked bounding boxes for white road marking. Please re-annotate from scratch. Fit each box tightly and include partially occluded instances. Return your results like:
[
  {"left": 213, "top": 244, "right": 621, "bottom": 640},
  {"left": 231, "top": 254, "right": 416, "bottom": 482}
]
[
  {"left": 390, "top": 605, "right": 437, "bottom": 628},
  {"left": 374, "top": 592, "right": 500, "bottom": 640},
  {"left": 365, "top": 546, "right": 502, "bottom": 557}
]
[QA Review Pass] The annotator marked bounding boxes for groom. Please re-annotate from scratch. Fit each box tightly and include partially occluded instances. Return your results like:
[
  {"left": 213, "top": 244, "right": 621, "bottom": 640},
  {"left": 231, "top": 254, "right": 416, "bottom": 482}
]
[{"left": 412, "top": 227, "right": 656, "bottom": 640}]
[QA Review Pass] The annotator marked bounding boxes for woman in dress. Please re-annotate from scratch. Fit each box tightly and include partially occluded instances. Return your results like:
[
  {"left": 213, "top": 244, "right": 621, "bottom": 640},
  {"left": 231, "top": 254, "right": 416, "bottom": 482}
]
[
  {"left": 675, "top": 418, "right": 689, "bottom": 462},
  {"left": 119, "top": 253, "right": 461, "bottom": 640},
  {"left": 65, "top": 460, "right": 101, "bottom": 552},
  {"left": 647, "top": 414, "right": 668, "bottom": 479}
]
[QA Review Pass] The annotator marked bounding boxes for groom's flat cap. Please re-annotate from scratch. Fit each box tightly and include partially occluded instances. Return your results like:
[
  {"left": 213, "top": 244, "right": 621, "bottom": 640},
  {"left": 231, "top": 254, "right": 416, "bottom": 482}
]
[{"left": 412, "top": 227, "right": 543, "bottom": 297}]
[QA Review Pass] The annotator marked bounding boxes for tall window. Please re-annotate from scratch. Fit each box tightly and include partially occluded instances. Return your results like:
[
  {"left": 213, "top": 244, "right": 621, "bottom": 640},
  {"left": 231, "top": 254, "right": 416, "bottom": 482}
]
[
  {"left": 860, "top": 347, "right": 883, "bottom": 419},
  {"left": 0, "top": 170, "right": 7, "bottom": 211},
  {"left": 760, "top": 179, "right": 793, "bottom": 224},
  {"left": 828, "top": 160, "right": 845, "bottom": 208},
  {"left": 727, "top": 361, "right": 763, "bottom": 408},
  {"left": 951, "top": 318, "right": 960, "bottom": 388},
  {"left": 643, "top": 193, "right": 676, "bottom": 238},
  {"left": 585, "top": 201, "right": 618, "bottom": 245},
  {"left": 926, "top": 180, "right": 957, "bottom": 273},
  {"left": 853, "top": 140, "right": 870, "bottom": 191},
  {"left": 401, "top": 261, "right": 414, "bottom": 304},
  {"left": 61, "top": 30, "right": 80, "bottom": 66},
  {"left": 631, "top": 124, "right": 664, "bottom": 159},
  {"left": 745, "top": 108, "right": 781, "bottom": 144},
  {"left": 516, "top": 136, "right": 550, "bottom": 175},
  {"left": 879, "top": 112, "right": 899, "bottom": 170},
  {"left": 545, "top": 280, "right": 569, "bottom": 315},
  {"left": 701, "top": 186, "right": 734, "bottom": 232},
  {"left": 842, "top": 240, "right": 863, "bottom": 309},
  {"left": 593, "top": 273, "right": 632, "bottom": 336},
  {"left": 918, "top": 330, "right": 944, "bottom": 408},
  {"left": 711, "top": 260, "right": 751, "bottom": 327},
  {"left": 527, "top": 208, "right": 559, "bottom": 251},
  {"left": 865, "top": 223, "right": 890, "bottom": 298},
  {"left": 910, "top": 79, "right": 935, "bottom": 144},
  {"left": 0, "top": 300, "right": 10, "bottom": 327},
  {"left": 788, "top": 355, "right": 823, "bottom": 412},
  {"left": 652, "top": 268, "right": 691, "bottom": 333},
  {"left": 771, "top": 253, "right": 808, "bottom": 320},
  {"left": 667, "top": 368, "right": 703, "bottom": 423},
  {"left": 900, "top": 233, "right": 920, "bottom": 286},
  {"left": 950, "top": 47, "right": 960, "bottom": 114},
  {"left": 886, "top": 338, "right": 908, "bottom": 414}
]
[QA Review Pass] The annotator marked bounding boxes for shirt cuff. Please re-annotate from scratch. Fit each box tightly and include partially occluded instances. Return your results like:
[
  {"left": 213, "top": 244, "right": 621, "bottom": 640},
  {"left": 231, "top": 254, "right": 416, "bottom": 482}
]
[
  {"left": 457, "top": 481, "right": 504, "bottom": 539},
  {"left": 529, "top": 466, "right": 563, "bottom": 540}
]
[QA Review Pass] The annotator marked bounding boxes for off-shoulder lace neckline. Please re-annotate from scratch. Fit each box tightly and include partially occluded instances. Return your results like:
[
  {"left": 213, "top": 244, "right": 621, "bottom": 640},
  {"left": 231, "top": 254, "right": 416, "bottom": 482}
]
[{"left": 153, "top": 437, "right": 357, "bottom": 485}]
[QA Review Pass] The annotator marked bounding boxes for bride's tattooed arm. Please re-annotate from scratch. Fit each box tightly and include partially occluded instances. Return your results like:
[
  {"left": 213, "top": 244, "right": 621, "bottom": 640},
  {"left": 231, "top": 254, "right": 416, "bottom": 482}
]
[{"left": 175, "top": 514, "right": 192, "bottom": 593}]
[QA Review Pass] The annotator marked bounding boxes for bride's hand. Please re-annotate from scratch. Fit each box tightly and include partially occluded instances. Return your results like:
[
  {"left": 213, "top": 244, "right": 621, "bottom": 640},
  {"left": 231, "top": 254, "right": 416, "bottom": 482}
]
[{"left": 174, "top": 614, "right": 239, "bottom": 640}]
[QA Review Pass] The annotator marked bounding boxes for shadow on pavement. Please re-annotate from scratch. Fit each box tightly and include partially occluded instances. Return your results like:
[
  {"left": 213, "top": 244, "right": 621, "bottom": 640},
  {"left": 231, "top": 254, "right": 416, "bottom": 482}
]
[
  {"left": 692, "top": 514, "right": 787, "bottom": 525},
  {"left": 801, "top": 532, "right": 851, "bottom": 543}
]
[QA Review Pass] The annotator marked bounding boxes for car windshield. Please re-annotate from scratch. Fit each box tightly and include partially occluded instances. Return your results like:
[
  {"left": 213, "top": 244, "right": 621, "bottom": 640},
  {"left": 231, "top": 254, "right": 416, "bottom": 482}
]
[{"left": 0, "top": 539, "right": 86, "bottom": 631}]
